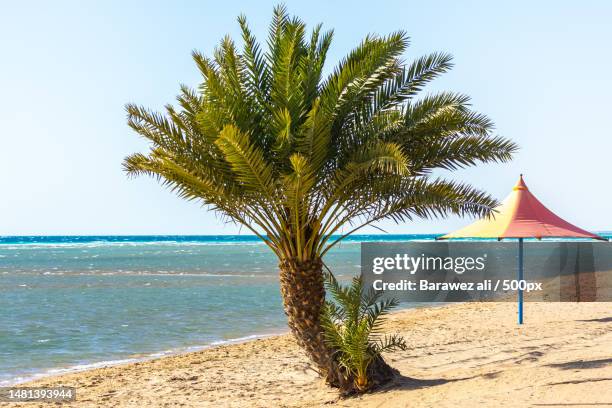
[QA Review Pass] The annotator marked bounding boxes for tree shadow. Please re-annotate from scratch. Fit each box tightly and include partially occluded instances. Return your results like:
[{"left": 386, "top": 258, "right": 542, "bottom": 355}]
[
  {"left": 546, "top": 377, "right": 612, "bottom": 386},
  {"left": 546, "top": 358, "right": 612, "bottom": 370},
  {"left": 577, "top": 317, "right": 612, "bottom": 323},
  {"left": 372, "top": 371, "right": 496, "bottom": 394},
  {"left": 532, "top": 404, "right": 612, "bottom": 406}
]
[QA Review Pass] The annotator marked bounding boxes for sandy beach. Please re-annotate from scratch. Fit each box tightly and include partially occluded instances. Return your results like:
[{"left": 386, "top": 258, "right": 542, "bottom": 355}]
[{"left": 3, "top": 301, "right": 610, "bottom": 407}]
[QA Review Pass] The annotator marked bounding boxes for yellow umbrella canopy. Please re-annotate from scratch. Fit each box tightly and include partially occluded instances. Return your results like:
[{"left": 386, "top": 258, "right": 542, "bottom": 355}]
[{"left": 440, "top": 175, "right": 604, "bottom": 240}]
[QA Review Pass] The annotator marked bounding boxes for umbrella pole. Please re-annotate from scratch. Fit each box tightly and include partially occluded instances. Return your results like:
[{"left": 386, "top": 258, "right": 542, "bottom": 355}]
[{"left": 518, "top": 238, "right": 524, "bottom": 324}]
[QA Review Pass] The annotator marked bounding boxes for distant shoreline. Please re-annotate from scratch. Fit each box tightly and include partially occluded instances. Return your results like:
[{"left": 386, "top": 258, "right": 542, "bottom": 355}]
[{"left": 3, "top": 232, "right": 611, "bottom": 245}]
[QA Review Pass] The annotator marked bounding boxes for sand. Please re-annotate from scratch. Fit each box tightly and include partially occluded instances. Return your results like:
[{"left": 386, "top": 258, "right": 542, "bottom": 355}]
[{"left": 3, "top": 302, "right": 611, "bottom": 407}]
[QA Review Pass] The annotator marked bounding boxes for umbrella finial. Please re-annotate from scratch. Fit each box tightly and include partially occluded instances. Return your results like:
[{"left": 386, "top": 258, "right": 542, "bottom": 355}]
[{"left": 514, "top": 174, "right": 527, "bottom": 191}]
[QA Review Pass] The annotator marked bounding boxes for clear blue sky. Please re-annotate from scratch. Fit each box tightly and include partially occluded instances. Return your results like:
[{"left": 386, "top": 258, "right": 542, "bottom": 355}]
[{"left": 1, "top": 0, "right": 611, "bottom": 235}]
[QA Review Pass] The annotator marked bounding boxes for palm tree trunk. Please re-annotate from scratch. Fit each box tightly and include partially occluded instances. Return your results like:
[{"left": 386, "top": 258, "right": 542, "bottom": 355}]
[
  {"left": 278, "top": 258, "right": 334, "bottom": 374},
  {"left": 278, "top": 257, "right": 396, "bottom": 393}
]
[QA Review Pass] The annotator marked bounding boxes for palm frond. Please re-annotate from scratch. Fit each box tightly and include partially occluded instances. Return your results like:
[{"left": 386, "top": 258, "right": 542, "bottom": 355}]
[
  {"left": 124, "top": 4, "right": 516, "bottom": 280},
  {"left": 321, "top": 275, "right": 404, "bottom": 390},
  {"left": 215, "top": 124, "right": 277, "bottom": 197}
]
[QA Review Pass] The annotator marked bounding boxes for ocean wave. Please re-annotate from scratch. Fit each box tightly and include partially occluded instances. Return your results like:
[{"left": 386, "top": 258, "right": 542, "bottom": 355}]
[
  {"left": 0, "top": 241, "right": 272, "bottom": 250},
  {"left": 0, "top": 234, "right": 451, "bottom": 248},
  {"left": 4, "top": 270, "right": 278, "bottom": 278}
]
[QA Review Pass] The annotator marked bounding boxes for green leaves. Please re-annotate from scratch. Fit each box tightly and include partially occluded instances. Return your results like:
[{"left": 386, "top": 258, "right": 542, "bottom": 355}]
[
  {"left": 322, "top": 31, "right": 409, "bottom": 130},
  {"left": 383, "top": 178, "right": 500, "bottom": 222},
  {"left": 283, "top": 153, "right": 315, "bottom": 234},
  {"left": 238, "top": 14, "right": 270, "bottom": 104},
  {"left": 320, "top": 272, "right": 406, "bottom": 391},
  {"left": 123, "top": 5, "right": 517, "bottom": 261},
  {"left": 347, "top": 140, "right": 409, "bottom": 176},
  {"left": 295, "top": 99, "right": 331, "bottom": 173},
  {"left": 215, "top": 125, "right": 277, "bottom": 198},
  {"left": 126, "top": 104, "right": 185, "bottom": 149},
  {"left": 271, "top": 107, "right": 293, "bottom": 154}
]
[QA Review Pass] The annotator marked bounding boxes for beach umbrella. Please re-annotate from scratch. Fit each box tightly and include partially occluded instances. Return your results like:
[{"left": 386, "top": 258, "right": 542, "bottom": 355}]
[{"left": 438, "top": 175, "right": 606, "bottom": 324}]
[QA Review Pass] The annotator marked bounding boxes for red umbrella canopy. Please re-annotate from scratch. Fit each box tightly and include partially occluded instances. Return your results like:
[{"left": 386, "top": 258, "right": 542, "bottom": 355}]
[{"left": 441, "top": 175, "right": 605, "bottom": 240}]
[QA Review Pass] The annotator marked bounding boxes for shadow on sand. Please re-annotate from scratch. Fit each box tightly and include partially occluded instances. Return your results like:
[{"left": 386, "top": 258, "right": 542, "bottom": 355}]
[
  {"left": 371, "top": 371, "right": 493, "bottom": 394},
  {"left": 545, "top": 358, "right": 612, "bottom": 370},
  {"left": 577, "top": 316, "right": 612, "bottom": 323},
  {"left": 532, "top": 404, "right": 612, "bottom": 406},
  {"left": 546, "top": 377, "right": 612, "bottom": 386}
]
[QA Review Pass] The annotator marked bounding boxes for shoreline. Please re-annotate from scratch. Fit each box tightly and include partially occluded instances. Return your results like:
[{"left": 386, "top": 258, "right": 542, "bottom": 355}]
[
  {"left": 3, "top": 301, "right": 611, "bottom": 407},
  {"left": 2, "top": 302, "right": 439, "bottom": 387},
  {"left": 2, "top": 331, "right": 287, "bottom": 387}
]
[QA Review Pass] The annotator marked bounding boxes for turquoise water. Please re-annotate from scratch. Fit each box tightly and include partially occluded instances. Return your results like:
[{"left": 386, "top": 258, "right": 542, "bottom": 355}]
[{"left": 0, "top": 234, "right": 440, "bottom": 384}]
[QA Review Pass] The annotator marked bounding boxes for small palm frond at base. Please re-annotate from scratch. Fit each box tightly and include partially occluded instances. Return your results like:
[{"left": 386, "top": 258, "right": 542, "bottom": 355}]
[{"left": 321, "top": 272, "right": 407, "bottom": 392}]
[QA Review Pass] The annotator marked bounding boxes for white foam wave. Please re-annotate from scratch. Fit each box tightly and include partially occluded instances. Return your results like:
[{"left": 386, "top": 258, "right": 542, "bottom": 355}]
[{"left": 0, "top": 241, "right": 269, "bottom": 250}]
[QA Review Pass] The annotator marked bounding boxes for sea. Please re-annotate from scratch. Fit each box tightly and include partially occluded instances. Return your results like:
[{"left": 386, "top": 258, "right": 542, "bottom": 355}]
[{"left": 0, "top": 234, "right": 443, "bottom": 385}]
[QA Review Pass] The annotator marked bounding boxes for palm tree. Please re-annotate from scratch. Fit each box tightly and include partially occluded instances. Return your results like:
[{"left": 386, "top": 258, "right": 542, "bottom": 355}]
[
  {"left": 321, "top": 272, "right": 407, "bottom": 393},
  {"left": 123, "top": 5, "right": 517, "bottom": 391}
]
